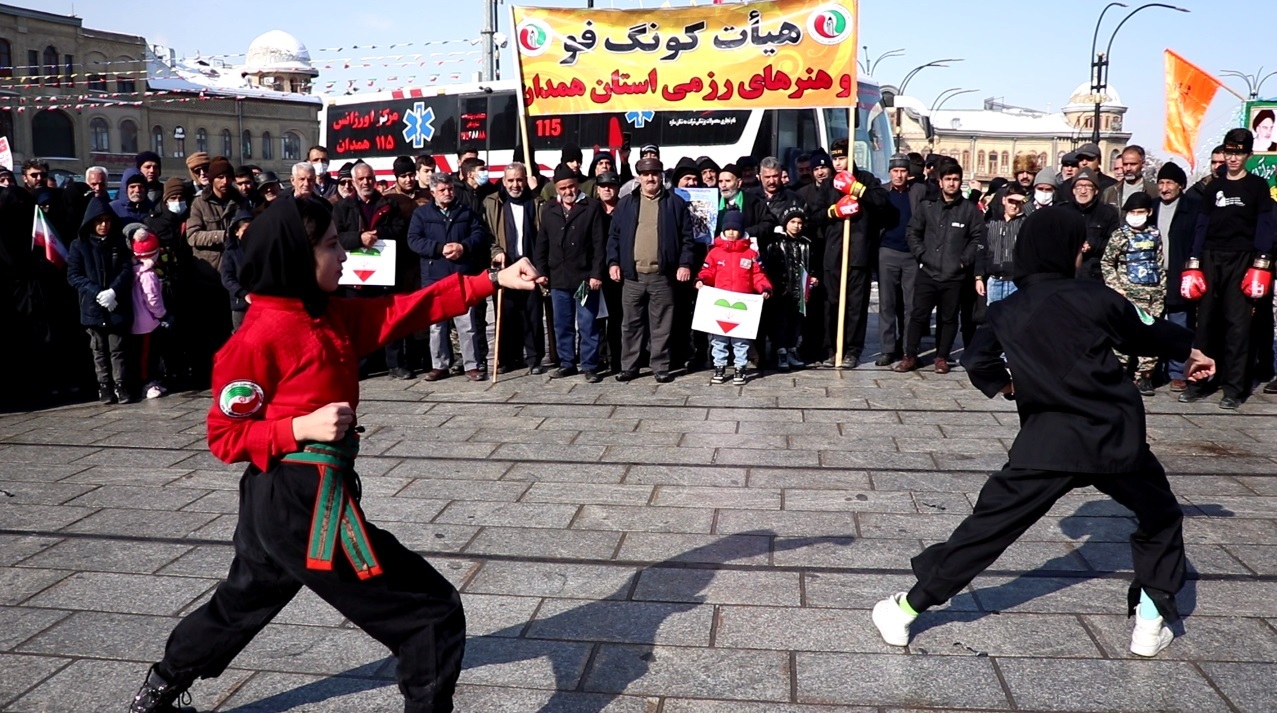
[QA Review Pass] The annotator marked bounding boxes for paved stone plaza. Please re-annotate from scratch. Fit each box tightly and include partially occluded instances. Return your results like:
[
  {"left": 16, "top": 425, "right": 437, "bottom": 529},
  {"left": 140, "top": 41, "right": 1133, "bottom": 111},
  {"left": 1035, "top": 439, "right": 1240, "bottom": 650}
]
[{"left": 2, "top": 360, "right": 1277, "bottom": 712}]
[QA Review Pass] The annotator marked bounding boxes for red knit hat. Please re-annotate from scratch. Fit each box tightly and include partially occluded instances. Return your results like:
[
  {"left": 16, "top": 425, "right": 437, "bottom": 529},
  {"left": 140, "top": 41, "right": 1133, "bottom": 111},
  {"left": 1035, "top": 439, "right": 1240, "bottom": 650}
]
[{"left": 131, "top": 229, "right": 160, "bottom": 258}]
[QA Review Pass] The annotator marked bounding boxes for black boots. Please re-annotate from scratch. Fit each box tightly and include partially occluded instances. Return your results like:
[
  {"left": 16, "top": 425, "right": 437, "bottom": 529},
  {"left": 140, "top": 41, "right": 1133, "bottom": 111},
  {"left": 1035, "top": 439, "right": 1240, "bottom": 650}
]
[{"left": 129, "top": 665, "right": 196, "bottom": 713}]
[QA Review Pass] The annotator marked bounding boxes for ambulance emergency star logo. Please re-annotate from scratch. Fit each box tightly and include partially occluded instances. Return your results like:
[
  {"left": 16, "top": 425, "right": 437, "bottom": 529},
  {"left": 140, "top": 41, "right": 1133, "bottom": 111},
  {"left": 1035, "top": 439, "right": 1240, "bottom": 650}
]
[
  {"left": 402, "top": 101, "right": 436, "bottom": 149},
  {"left": 626, "top": 110, "right": 655, "bottom": 128},
  {"left": 219, "top": 380, "right": 265, "bottom": 418}
]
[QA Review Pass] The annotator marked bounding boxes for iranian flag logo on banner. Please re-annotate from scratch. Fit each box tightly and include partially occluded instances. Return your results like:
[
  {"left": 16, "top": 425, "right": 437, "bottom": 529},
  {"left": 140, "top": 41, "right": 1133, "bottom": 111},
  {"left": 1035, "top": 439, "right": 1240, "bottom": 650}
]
[{"left": 32, "top": 206, "right": 67, "bottom": 269}]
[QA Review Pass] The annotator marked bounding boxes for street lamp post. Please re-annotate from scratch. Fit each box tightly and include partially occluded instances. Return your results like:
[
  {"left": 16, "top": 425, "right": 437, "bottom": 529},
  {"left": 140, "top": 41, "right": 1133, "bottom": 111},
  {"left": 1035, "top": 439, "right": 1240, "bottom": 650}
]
[
  {"left": 1090, "top": 3, "right": 1190, "bottom": 143},
  {"left": 932, "top": 88, "right": 979, "bottom": 113},
  {"left": 897, "top": 58, "right": 963, "bottom": 98},
  {"left": 1221, "top": 68, "right": 1277, "bottom": 100},
  {"left": 859, "top": 46, "right": 905, "bottom": 77}
]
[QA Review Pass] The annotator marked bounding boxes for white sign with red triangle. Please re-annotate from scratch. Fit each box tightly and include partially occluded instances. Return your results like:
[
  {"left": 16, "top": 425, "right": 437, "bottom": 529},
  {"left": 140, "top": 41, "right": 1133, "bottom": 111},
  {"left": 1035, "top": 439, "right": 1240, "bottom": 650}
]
[{"left": 339, "top": 239, "right": 398, "bottom": 287}]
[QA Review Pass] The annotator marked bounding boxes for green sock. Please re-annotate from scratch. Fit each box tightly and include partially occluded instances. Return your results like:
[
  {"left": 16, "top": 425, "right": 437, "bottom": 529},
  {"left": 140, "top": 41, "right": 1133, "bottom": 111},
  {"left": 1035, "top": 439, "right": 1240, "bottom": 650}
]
[{"left": 898, "top": 597, "right": 919, "bottom": 617}]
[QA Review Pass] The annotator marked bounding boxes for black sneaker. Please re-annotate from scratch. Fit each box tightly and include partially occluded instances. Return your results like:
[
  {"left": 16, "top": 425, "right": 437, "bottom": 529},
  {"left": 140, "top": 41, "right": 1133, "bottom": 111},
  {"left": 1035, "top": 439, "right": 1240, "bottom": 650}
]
[
  {"left": 711, "top": 366, "right": 728, "bottom": 384},
  {"left": 1264, "top": 378, "right": 1277, "bottom": 395},
  {"left": 1135, "top": 376, "right": 1155, "bottom": 397},
  {"left": 550, "top": 366, "right": 578, "bottom": 379},
  {"left": 1220, "top": 395, "right": 1242, "bottom": 410},
  {"left": 654, "top": 371, "right": 674, "bottom": 383},
  {"left": 129, "top": 665, "right": 196, "bottom": 713},
  {"left": 615, "top": 369, "right": 639, "bottom": 382},
  {"left": 583, "top": 370, "right": 602, "bottom": 383},
  {"left": 98, "top": 385, "right": 117, "bottom": 405},
  {"left": 874, "top": 354, "right": 896, "bottom": 367},
  {"left": 388, "top": 367, "right": 415, "bottom": 380},
  {"left": 1178, "top": 389, "right": 1207, "bottom": 403},
  {"left": 529, "top": 365, "right": 547, "bottom": 375},
  {"left": 116, "top": 388, "right": 136, "bottom": 404},
  {"left": 732, "top": 367, "right": 748, "bottom": 386}
]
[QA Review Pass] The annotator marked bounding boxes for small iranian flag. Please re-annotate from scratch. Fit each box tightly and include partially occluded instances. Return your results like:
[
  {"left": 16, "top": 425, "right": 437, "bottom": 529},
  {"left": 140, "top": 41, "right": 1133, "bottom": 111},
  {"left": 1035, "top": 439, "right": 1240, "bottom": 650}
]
[{"left": 32, "top": 205, "right": 67, "bottom": 269}]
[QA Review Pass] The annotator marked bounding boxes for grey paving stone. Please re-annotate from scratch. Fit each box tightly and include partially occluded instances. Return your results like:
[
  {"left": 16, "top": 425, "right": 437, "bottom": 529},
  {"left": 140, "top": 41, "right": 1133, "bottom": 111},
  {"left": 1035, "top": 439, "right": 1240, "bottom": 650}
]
[
  {"left": 910, "top": 611, "right": 1101, "bottom": 658},
  {"left": 0, "top": 567, "right": 72, "bottom": 605},
  {"left": 736, "top": 420, "right": 839, "bottom": 436},
  {"left": 633, "top": 567, "right": 800, "bottom": 606},
  {"left": 1184, "top": 517, "right": 1277, "bottom": 545},
  {"left": 615, "top": 533, "right": 773, "bottom": 566},
  {"left": 154, "top": 544, "right": 235, "bottom": 577},
  {"left": 62, "top": 507, "right": 218, "bottom": 539},
  {"left": 233, "top": 624, "right": 392, "bottom": 675},
  {"left": 603, "top": 446, "right": 717, "bottom": 465},
  {"left": 0, "top": 444, "right": 102, "bottom": 464},
  {"left": 464, "top": 561, "right": 638, "bottom": 600},
  {"left": 1224, "top": 544, "right": 1277, "bottom": 574},
  {"left": 0, "top": 463, "right": 89, "bottom": 483},
  {"left": 435, "top": 501, "right": 579, "bottom": 529},
  {"left": 538, "top": 417, "right": 641, "bottom": 432},
  {"left": 0, "top": 535, "right": 61, "bottom": 566},
  {"left": 0, "top": 480, "right": 95, "bottom": 506},
  {"left": 386, "top": 459, "right": 512, "bottom": 481},
  {"left": 1080, "top": 542, "right": 1251, "bottom": 575},
  {"left": 820, "top": 450, "right": 937, "bottom": 470},
  {"left": 0, "top": 652, "right": 70, "bottom": 709},
  {"left": 383, "top": 523, "right": 480, "bottom": 553},
  {"left": 625, "top": 465, "right": 747, "bottom": 487},
  {"left": 63, "top": 483, "right": 210, "bottom": 511},
  {"left": 465, "top": 527, "right": 621, "bottom": 560},
  {"left": 395, "top": 479, "right": 529, "bottom": 502},
  {"left": 473, "top": 428, "right": 582, "bottom": 445},
  {"left": 749, "top": 468, "right": 872, "bottom": 490},
  {"left": 455, "top": 684, "right": 654, "bottom": 713},
  {"left": 652, "top": 485, "right": 780, "bottom": 510},
  {"left": 803, "top": 409, "right": 903, "bottom": 423},
  {"left": 491, "top": 443, "right": 609, "bottom": 463},
  {"left": 504, "top": 462, "right": 628, "bottom": 484},
  {"left": 8, "top": 657, "right": 249, "bottom": 712},
  {"left": 356, "top": 496, "right": 448, "bottom": 524},
  {"left": 0, "top": 503, "right": 97, "bottom": 531},
  {"left": 163, "top": 469, "right": 242, "bottom": 491},
  {"left": 1168, "top": 475, "right": 1257, "bottom": 496},
  {"left": 803, "top": 572, "right": 979, "bottom": 612},
  {"left": 15, "top": 610, "right": 177, "bottom": 661},
  {"left": 998, "top": 657, "right": 1231, "bottom": 711},
  {"left": 790, "top": 434, "right": 899, "bottom": 452},
  {"left": 1085, "top": 613, "right": 1277, "bottom": 662},
  {"left": 857, "top": 512, "right": 970, "bottom": 540},
  {"left": 460, "top": 593, "right": 541, "bottom": 637},
  {"left": 715, "top": 447, "right": 822, "bottom": 467},
  {"left": 23, "top": 571, "right": 214, "bottom": 615},
  {"left": 663, "top": 701, "right": 875, "bottom": 713},
  {"left": 1235, "top": 475, "right": 1277, "bottom": 496},
  {"left": 714, "top": 510, "right": 856, "bottom": 538},
  {"left": 796, "top": 652, "right": 1008, "bottom": 708},
  {"left": 180, "top": 489, "right": 241, "bottom": 513},
  {"left": 572, "top": 504, "right": 713, "bottom": 534},
  {"left": 522, "top": 482, "right": 654, "bottom": 506},
  {"left": 527, "top": 599, "right": 713, "bottom": 646},
  {"left": 70, "top": 447, "right": 195, "bottom": 468},
  {"left": 0, "top": 606, "right": 71, "bottom": 651},
  {"left": 62, "top": 465, "right": 194, "bottom": 487},
  {"left": 771, "top": 537, "right": 916, "bottom": 569},
  {"left": 584, "top": 644, "right": 790, "bottom": 701},
  {"left": 968, "top": 575, "right": 1135, "bottom": 615},
  {"left": 385, "top": 441, "right": 499, "bottom": 459},
  {"left": 188, "top": 513, "right": 237, "bottom": 540},
  {"left": 783, "top": 488, "right": 917, "bottom": 513},
  {"left": 460, "top": 635, "right": 594, "bottom": 690},
  {"left": 638, "top": 418, "right": 738, "bottom": 433},
  {"left": 717, "top": 605, "right": 899, "bottom": 653},
  {"left": 1181, "top": 581, "right": 1277, "bottom": 617},
  {"left": 16, "top": 538, "right": 193, "bottom": 575},
  {"left": 1199, "top": 662, "right": 1277, "bottom": 713}
]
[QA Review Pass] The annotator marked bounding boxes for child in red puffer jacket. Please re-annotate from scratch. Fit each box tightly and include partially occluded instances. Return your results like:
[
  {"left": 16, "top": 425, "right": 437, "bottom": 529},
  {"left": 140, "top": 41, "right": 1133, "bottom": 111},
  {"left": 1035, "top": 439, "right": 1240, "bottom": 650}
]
[{"left": 696, "top": 209, "right": 772, "bottom": 385}]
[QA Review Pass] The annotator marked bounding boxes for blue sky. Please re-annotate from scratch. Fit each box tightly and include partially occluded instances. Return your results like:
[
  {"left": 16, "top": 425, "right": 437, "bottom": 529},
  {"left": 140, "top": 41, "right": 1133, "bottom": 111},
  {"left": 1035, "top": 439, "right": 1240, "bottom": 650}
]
[{"left": 33, "top": 0, "right": 1264, "bottom": 167}]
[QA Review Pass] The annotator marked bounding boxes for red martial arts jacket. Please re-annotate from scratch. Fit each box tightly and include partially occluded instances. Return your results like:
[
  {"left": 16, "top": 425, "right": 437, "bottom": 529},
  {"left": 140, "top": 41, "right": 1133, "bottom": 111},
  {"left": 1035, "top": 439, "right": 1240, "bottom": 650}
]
[{"left": 207, "top": 273, "right": 495, "bottom": 471}]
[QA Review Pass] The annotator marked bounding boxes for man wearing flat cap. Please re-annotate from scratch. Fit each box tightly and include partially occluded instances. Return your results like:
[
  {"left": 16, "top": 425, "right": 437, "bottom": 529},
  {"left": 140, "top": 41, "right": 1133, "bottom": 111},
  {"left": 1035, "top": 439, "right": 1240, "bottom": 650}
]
[{"left": 606, "top": 157, "right": 696, "bottom": 383}]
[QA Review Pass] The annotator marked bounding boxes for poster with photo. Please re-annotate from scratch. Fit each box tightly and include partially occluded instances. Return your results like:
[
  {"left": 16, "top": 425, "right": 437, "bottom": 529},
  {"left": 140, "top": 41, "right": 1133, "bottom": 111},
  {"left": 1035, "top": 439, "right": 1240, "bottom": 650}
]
[
  {"left": 1249, "top": 103, "right": 1277, "bottom": 153},
  {"left": 675, "top": 187, "right": 719, "bottom": 245}
]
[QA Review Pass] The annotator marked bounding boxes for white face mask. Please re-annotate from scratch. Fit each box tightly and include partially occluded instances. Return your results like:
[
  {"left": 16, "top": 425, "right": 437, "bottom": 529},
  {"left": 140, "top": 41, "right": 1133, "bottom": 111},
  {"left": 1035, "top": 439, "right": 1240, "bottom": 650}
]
[
  {"left": 167, "top": 200, "right": 186, "bottom": 214},
  {"left": 474, "top": 169, "right": 489, "bottom": 184},
  {"left": 1034, "top": 189, "right": 1053, "bottom": 206},
  {"left": 312, "top": 161, "right": 330, "bottom": 176},
  {"left": 1126, "top": 213, "right": 1148, "bottom": 229}
]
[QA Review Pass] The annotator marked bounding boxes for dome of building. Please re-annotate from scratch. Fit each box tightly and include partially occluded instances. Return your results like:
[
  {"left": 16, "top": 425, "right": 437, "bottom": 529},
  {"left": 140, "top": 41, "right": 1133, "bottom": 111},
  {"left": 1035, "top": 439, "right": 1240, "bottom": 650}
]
[
  {"left": 243, "top": 30, "right": 318, "bottom": 76},
  {"left": 1064, "top": 81, "right": 1123, "bottom": 110}
]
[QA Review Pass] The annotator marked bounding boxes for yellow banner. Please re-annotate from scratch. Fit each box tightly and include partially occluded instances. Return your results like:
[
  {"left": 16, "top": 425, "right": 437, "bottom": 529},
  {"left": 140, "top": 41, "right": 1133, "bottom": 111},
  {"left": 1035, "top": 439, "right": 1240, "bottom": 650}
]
[{"left": 512, "top": 0, "right": 858, "bottom": 116}]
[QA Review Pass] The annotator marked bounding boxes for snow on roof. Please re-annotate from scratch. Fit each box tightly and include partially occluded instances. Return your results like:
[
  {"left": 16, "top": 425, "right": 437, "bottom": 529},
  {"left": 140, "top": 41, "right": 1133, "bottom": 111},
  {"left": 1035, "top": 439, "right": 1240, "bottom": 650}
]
[
  {"left": 146, "top": 45, "right": 321, "bottom": 104},
  {"left": 930, "top": 108, "right": 1079, "bottom": 137},
  {"left": 1064, "top": 81, "right": 1124, "bottom": 110},
  {"left": 244, "top": 30, "right": 318, "bottom": 76}
]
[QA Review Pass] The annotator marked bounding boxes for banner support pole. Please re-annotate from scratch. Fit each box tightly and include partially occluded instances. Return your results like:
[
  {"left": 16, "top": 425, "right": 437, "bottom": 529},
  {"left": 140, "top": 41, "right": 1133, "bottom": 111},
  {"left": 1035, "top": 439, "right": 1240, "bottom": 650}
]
[{"left": 833, "top": 90, "right": 856, "bottom": 368}]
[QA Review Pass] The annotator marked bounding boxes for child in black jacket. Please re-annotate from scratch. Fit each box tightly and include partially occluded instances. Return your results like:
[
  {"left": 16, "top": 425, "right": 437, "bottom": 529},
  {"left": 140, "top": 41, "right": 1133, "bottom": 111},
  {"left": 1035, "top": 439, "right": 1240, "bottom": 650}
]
[
  {"left": 67, "top": 196, "right": 134, "bottom": 403},
  {"left": 872, "top": 207, "right": 1215, "bottom": 658}
]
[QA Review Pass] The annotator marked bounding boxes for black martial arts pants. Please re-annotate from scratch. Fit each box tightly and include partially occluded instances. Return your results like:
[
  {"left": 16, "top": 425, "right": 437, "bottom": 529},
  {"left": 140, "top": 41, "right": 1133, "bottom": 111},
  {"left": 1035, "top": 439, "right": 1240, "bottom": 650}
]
[
  {"left": 1193, "top": 249, "right": 1256, "bottom": 399},
  {"left": 905, "top": 272, "right": 962, "bottom": 359},
  {"left": 824, "top": 265, "right": 871, "bottom": 360},
  {"left": 906, "top": 450, "right": 1186, "bottom": 622},
  {"left": 156, "top": 461, "right": 466, "bottom": 713}
]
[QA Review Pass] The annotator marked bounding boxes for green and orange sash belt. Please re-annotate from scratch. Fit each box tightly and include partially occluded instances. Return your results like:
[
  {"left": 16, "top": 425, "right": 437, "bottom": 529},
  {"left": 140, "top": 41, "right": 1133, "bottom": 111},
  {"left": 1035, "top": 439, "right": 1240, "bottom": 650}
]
[{"left": 281, "top": 439, "right": 383, "bottom": 580}]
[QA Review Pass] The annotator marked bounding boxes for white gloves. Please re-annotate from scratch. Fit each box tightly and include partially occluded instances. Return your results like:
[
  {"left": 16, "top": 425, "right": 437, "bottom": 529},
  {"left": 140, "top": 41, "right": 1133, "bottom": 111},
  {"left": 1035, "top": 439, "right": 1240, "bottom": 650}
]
[{"left": 96, "top": 288, "right": 118, "bottom": 311}]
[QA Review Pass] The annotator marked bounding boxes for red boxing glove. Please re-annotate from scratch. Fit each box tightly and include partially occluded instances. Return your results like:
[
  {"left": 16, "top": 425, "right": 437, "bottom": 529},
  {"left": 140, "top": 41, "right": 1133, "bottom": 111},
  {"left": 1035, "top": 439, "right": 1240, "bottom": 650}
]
[
  {"left": 827, "top": 195, "right": 861, "bottom": 219},
  {"left": 1240, "top": 254, "right": 1273, "bottom": 300},
  {"left": 832, "top": 171, "right": 859, "bottom": 195},
  {"left": 1179, "top": 258, "right": 1207, "bottom": 301}
]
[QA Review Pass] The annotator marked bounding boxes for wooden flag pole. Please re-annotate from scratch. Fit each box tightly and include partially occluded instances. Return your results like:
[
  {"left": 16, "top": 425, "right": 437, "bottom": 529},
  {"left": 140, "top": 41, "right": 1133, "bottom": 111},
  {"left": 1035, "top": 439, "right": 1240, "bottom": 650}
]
[
  {"left": 833, "top": 96, "right": 856, "bottom": 368},
  {"left": 491, "top": 287, "right": 505, "bottom": 383}
]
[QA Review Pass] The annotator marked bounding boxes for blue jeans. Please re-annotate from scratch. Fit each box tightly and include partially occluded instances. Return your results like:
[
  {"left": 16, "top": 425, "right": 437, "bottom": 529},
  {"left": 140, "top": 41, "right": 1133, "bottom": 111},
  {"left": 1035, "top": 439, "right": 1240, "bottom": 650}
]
[
  {"left": 1165, "top": 309, "right": 1190, "bottom": 380},
  {"left": 550, "top": 287, "right": 601, "bottom": 371},
  {"left": 985, "top": 277, "right": 1017, "bottom": 304},
  {"left": 710, "top": 335, "right": 751, "bottom": 367}
]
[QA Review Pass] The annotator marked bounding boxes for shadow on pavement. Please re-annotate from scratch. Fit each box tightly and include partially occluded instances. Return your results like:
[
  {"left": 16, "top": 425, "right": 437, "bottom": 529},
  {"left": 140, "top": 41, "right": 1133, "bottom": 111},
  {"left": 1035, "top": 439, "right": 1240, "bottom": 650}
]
[{"left": 222, "top": 529, "right": 847, "bottom": 712}]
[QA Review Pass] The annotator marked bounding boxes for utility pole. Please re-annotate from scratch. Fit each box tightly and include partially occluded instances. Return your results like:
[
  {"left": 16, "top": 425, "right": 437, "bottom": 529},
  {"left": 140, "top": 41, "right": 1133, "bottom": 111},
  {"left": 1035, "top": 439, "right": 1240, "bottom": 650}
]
[{"left": 482, "top": 0, "right": 498, "bottom": 81}]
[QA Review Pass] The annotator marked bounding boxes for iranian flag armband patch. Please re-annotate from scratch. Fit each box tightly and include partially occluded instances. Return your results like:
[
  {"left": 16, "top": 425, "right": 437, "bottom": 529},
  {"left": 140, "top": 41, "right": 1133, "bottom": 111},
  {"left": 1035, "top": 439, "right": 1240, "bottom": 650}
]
[{"left": 219, "top": 380, "right": 266, "bottom": 418}]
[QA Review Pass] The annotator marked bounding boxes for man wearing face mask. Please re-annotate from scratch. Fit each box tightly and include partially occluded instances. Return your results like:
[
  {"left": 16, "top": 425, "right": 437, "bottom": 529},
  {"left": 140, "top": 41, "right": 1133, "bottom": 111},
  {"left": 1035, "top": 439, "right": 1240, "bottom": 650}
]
[
  {"left": 456, "top": 157, "right": 495, "bottom": 215},
  {"left": 1025, "top": 169, "right": 1057, "bottom": 216},
  {"left": 307, "top": 146, "right": 338, "bottom": 200}
]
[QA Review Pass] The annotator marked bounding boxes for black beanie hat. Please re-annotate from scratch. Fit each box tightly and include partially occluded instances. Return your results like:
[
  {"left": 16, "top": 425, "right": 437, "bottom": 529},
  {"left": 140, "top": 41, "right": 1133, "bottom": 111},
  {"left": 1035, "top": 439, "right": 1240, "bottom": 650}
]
[
  {"left": 553, "top": 163, "right": 578, "bottom": 184},
  {"left": 1156, "top": 162, "right": 1187, "bottom": 186},
  {"left": 561, "top": 143, "right": 583, "bottom": 164},
  {"left": 1123, "top": 191, "right": 1155, "bottom": 213},
  {"left": 721, "top": 209, "right": 746, "bottom": 234},
  {"left": 135, "top": 151, "right": 162, "bottom": 170},
  {"left": 393, "top": 155, "right": 415, "bottom": 177}
]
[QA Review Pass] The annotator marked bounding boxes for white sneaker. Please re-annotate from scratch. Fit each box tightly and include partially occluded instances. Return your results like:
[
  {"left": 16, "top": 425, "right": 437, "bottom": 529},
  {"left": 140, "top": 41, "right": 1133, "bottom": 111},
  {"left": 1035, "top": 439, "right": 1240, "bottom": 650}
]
[
  {"left": 1129, "top": 615, "right": 1173, "bottom": 657},
  {"left": 145, "top": 382, "right": 166, "bottom": 400},
  {"left": 872, "top": 592, "right": 917, "bottom": 646}
]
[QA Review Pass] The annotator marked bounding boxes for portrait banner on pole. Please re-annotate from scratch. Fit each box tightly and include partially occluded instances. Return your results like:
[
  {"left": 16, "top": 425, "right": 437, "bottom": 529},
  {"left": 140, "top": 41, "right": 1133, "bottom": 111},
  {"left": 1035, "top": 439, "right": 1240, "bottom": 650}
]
[
  {"left": 512, "top": 0, "right": 858, "bottom": 116},
  {"left": 692, "top": 286, "right": 765, "bottom": 340}
]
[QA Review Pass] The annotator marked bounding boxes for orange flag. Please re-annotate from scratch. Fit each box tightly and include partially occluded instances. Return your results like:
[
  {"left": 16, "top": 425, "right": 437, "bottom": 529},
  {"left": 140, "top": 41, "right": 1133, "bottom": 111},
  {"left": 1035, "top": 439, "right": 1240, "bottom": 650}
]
[{"left": 1164, "top": 50, "right": 1224, "bottom": 171}]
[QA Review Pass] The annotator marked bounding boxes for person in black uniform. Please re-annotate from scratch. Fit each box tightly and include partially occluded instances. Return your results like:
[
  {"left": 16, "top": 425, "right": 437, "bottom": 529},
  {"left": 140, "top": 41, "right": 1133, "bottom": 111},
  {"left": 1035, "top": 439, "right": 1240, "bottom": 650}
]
[
  {"left": 870, "top": 206, "right": 1216, "bottom": 658},
  {"left": 1178, "top": 128, "right": 1275, "bottom": 409}
]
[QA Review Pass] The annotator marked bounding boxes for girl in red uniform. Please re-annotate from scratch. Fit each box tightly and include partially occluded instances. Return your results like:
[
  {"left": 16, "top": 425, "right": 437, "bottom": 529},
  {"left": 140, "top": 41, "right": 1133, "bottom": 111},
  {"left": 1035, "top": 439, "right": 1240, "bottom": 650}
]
[{"left": 130, "top": 197, "right": 539, "bottom": 713}]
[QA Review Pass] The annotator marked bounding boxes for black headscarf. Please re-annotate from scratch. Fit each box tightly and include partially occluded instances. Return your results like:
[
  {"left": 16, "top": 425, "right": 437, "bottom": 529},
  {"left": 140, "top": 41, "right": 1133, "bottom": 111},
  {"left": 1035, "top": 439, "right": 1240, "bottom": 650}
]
[
  {"left": 238, "top": 197, "right": 329, "bottom": 317},
  {"left": 1012, "top": 206, "right": 1088, "bottom": 285}
]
